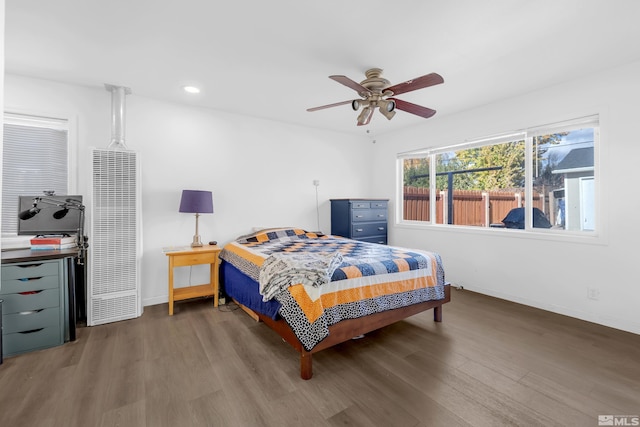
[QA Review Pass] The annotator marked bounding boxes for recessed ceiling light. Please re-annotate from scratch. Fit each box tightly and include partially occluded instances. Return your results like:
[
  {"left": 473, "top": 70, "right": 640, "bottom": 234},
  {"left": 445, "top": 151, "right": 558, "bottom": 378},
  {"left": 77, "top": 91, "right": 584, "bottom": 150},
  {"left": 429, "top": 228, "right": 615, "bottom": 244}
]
[{"left": 183, "top": 85, "right": 201, "bottom": 94}]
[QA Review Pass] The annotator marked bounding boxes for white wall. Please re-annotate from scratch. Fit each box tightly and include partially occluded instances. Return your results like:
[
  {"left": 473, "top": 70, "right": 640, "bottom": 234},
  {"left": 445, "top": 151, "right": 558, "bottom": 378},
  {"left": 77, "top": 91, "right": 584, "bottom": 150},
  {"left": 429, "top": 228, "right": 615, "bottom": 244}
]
[
  {"left": 4, "top": 74, "right": 374, "bottom": 306},
  {"left": 372, "top": 60, "right": 640, "bottom": 335}
]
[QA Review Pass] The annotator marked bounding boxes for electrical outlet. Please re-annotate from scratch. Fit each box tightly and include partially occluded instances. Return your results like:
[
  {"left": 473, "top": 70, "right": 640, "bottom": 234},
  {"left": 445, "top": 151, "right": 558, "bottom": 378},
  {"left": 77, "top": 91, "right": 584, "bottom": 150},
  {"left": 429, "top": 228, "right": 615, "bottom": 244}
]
[
  {"left": 313, "top": 179, "right": 320, "bottom": 186},
  {"left": 587, "top": 287, "right": 600, "bottom": 300}
]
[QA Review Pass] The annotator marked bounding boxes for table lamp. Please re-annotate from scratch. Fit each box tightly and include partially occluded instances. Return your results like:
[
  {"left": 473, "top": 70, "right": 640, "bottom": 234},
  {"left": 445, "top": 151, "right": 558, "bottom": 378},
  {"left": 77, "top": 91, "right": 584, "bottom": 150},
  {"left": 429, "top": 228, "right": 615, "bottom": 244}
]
[{"left": 179, "top": 190, "right": 214, "bottom": 247}]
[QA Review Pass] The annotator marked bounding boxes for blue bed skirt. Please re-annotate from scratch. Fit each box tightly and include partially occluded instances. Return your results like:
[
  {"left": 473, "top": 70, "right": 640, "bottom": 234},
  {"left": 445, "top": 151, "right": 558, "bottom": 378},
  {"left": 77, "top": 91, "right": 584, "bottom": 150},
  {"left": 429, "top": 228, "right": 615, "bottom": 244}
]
[{"left": 220, "top": 260, "right": 281, "bottom": 320}]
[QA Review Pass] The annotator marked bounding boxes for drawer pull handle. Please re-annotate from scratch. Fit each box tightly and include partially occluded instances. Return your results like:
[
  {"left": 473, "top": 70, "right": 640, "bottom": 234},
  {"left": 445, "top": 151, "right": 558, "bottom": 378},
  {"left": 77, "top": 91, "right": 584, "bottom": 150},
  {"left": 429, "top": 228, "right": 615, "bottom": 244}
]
[
  {"left": 378, "top": 227, "right": 385, "bottom": 231},
  {"left": 355, "top": 215, "right": 363, "bottom": 218},
  {"left": 19, "top": 328, "right": 44, "bottom": 334},
  {"left": 19, "top": 290, "right": 43, "bottom": 295},
  {"left": 378, "top": 215, "right": 385, "bottom": 218},
  {"left": 19, "top": 309, "right": 44, "bottom": 315},
  {"left": 18, "top": 263, "right": 43, "bottom": 269},
  {"left": 355, "top": 229, "right": 363, "bottom": 232},
  {"left": 19, "top": 277, "right": 44, "bottom": 282}
]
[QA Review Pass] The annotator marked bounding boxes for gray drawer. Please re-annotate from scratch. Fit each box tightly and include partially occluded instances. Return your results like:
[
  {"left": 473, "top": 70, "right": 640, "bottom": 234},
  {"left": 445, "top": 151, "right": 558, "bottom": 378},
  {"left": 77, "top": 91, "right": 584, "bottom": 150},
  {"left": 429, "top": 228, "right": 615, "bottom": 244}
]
[
  {"left": 2, "top": 261, "right": 59, "bottom": 281},
  {"left": 351, "top": 222, "right": 387, "bottom": 238},
  {"left": 1, "top": 288, "right": 60, "bottom": 314},
  {"left": 351, "top": 208, "right": 387, "bottom": 222},
  {"left": 356, "top": 236, "right": 388, "bottom": 245},
  {"left": 3, "top": 307, "right": 61, "bottom": 334},
  {"left": 1, "top": 275, "right": 60, "bottom": 294},
  {"left": 3, "top": 326, "right": 63, "bottom": 357}
]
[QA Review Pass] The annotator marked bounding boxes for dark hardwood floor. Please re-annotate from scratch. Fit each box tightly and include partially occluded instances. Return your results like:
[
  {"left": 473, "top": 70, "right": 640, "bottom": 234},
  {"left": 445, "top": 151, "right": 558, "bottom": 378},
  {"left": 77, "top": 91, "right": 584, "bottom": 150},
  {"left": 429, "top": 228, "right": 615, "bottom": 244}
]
[{"left": 1, "top": 289, "right": 638, "bottom": 427}]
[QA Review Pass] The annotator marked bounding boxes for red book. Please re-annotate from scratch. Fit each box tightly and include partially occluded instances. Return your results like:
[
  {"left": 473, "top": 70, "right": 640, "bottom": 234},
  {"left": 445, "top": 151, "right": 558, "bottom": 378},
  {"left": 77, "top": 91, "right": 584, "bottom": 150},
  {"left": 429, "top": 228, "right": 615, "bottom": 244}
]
[{"left": 30, "top": 235, "right": 76, "bottom": 245}]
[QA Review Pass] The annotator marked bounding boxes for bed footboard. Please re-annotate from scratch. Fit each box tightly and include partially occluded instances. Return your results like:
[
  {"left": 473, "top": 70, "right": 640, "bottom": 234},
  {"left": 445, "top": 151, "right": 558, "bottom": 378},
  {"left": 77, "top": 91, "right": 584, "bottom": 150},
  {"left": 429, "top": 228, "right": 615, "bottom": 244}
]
[{"left": 257, "top": 284, "right": 451, "bottom": 380}]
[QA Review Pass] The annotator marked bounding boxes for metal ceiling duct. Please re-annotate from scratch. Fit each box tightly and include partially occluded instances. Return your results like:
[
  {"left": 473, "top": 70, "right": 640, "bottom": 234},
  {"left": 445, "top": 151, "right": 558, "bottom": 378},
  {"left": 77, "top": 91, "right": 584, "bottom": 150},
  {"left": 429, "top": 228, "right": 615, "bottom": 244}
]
[{"left": 104, "top": 84, "right": 132, "bottom": 150}]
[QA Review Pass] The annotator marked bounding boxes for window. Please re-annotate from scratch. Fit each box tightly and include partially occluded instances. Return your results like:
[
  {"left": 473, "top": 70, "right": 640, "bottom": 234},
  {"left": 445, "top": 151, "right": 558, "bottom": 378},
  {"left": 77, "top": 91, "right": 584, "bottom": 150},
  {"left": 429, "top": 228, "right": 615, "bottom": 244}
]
[
  {"left": 399, "top": 116, "right": 598, "bottom": 234},
  {"left": 2, "top": 113, "right": 70, "bottom": 237}
]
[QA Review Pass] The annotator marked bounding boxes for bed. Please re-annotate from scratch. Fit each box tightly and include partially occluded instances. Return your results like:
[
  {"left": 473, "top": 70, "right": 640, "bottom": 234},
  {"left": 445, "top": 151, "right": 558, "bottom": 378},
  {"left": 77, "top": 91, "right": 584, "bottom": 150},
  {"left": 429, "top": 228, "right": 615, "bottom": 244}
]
[{"left": 219, "top": 227, "right": 451, "bottom": 379}]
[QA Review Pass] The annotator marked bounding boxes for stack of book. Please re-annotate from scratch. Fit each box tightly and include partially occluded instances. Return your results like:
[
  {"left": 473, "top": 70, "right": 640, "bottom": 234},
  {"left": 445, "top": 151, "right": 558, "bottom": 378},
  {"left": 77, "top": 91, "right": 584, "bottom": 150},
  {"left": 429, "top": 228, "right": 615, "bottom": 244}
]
[{"left": 30, "top": 235, "right": 78, "bottom": 250}]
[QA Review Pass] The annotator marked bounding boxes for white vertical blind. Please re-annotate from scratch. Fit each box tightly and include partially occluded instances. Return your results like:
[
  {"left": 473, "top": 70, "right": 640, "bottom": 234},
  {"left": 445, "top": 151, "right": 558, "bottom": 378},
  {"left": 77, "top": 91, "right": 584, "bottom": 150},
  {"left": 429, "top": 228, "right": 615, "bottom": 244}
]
[{"left": 2, "top": 113, "right": 69, "bottom": 235}]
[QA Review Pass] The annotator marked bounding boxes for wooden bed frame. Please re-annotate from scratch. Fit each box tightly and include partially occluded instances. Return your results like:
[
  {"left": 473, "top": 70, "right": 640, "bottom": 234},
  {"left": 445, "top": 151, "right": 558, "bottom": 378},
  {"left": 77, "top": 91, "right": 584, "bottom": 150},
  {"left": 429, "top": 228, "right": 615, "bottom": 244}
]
[{"left": 237, "top": 284, "right": 451, "bottom": 380}]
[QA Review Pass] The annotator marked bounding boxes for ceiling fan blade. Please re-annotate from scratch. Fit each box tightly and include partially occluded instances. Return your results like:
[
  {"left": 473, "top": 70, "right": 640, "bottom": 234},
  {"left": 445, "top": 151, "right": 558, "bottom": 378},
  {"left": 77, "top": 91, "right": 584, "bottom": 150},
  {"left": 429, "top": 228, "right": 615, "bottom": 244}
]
[
  {"left": 390, "top": 98, "right": 437, "bottom": 119},
  {"left": 385, "top": 73, "right": 444, "bottom": 96},
  {"left": 307, "top": 99, "right": 352, "bottom": 112},
  {"left": 330, "top": 75, "right": 371, "bottom": 97}
]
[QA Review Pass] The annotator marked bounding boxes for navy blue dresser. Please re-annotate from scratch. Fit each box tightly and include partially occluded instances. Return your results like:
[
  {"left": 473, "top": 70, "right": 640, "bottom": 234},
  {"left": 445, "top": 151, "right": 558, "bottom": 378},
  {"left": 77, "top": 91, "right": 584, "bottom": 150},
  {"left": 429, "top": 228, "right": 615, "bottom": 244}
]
[{"left": 330, "top": 199, "right": 388, "bottom": 244}]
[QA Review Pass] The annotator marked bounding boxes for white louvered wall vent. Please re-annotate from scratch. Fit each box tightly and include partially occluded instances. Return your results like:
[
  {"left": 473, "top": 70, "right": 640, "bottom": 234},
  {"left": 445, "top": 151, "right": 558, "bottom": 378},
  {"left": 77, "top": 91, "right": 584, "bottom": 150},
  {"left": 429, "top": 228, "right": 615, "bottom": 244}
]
[
  {"left": 89, "top": 148, "right": 142, "bottom": 325},
  {"left": 88, "top": 84, "right": 142, "bottom": 326}
]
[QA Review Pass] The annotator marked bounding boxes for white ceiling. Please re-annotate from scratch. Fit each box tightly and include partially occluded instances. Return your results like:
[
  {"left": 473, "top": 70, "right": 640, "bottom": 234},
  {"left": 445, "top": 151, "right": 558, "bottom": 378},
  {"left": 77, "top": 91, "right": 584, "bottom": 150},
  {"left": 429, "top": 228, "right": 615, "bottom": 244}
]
[{"left": 6, "top": 0, "right": 640, "bottom": 137}]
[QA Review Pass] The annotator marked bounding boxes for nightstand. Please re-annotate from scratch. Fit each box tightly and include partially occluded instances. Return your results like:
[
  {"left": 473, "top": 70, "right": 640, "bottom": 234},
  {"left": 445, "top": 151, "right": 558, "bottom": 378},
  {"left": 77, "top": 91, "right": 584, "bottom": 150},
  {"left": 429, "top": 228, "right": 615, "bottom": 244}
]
[{"left": 165, "top": 246, "right": 221, "bottom": 315}]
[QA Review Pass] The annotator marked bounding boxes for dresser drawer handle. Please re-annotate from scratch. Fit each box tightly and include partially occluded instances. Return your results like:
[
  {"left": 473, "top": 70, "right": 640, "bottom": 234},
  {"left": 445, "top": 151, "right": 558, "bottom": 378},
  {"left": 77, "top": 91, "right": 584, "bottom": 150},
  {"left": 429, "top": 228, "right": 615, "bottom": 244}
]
[
  {"left": 19, "top": 309, "right": 44, "bottom": 315},
  {"left": 19, "top": 328, "right": 44, "bottom": 334},
  {"left": 355, "top": 228, "right": 363, "bottom": 232},
  {"left": 377, "top": 214, "right": 385, "bottom": 218},
  {"left": 378, "top": 227, "right": 385, "bottom": 231},
  {"left": 19, "top": 290, "right": 43, "bottom": 295},
  {"left": 355, "top": 215, "right": 364, "bottom": 218},
  {"left": 18, "top": 263, "right": 43, "bottom": 269},
  {"left": 19, "top": 277, "right": 44, "bottom": 282}
]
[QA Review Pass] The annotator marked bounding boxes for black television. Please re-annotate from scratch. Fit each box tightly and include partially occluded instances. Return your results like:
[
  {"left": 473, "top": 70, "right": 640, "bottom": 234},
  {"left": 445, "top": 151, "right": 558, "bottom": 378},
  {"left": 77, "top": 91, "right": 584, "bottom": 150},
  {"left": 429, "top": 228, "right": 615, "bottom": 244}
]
[{"left": 17, "top": 195, "right": 83, "bottom": 236}]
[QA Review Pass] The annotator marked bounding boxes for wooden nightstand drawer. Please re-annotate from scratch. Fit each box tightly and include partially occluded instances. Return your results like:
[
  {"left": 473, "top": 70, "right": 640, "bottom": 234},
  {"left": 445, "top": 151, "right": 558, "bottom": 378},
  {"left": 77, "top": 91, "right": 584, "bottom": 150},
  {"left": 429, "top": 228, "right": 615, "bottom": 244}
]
[
  {"left": 4, "top": 326, "right": 63, "bottom": 356},
  {"left": 1, "top": 288, "right": 60, "bottom": 314},
  {"left": 2, "top": 261, "right": 59, "bottom": 281},
  {"left": 1, "top": 275, "right": 60, "bottom": 294},
  {"left": 3, "top": 307, "right": 61, "bottom": 334},
  {"left": 171, "top": 252, "right": 217, "bottom": 267}
]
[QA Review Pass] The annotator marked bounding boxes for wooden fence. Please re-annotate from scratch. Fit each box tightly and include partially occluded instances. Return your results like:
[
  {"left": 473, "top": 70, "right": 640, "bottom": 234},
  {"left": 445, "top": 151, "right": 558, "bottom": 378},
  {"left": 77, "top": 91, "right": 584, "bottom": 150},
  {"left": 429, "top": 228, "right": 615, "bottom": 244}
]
[{"left": 403, "top": 186, "right": 544, "bottom": 226}]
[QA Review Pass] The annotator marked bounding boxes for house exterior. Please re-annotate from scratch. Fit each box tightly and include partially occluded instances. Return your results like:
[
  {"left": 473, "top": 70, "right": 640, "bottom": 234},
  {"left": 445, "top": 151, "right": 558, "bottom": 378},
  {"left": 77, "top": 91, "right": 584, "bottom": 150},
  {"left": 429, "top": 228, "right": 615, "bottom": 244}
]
[{"left": 552, "top": 147, "right": 595, "bottom": 231}]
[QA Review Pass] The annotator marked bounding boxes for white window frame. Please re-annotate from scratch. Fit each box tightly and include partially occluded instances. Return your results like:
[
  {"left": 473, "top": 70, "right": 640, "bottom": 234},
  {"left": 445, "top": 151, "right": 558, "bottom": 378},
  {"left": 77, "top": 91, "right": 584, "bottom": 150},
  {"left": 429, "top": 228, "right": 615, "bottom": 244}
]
[{"left": 396, "top": 115, "right": 602, "bottom": 244}]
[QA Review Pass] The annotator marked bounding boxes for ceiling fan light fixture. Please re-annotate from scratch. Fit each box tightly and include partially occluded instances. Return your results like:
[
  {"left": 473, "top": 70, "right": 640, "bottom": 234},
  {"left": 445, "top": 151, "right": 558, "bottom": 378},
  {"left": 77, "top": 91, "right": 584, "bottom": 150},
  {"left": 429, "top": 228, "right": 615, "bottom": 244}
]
[
  {"left": 357, "top": 106, "right": 373, "bottom": 126},
  {"left": 351, "top": 99, "right": 360, "bottom": 111},
  {"left": 379, "top": 99, "right": 396, "bottom": 120}
]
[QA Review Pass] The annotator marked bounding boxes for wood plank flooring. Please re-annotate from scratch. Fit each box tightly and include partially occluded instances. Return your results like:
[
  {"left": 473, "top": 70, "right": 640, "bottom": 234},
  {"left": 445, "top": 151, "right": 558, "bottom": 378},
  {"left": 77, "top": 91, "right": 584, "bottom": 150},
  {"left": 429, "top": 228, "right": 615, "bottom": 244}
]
[{"left": 1, "top": 289, "right": 639, "bottom": 427}]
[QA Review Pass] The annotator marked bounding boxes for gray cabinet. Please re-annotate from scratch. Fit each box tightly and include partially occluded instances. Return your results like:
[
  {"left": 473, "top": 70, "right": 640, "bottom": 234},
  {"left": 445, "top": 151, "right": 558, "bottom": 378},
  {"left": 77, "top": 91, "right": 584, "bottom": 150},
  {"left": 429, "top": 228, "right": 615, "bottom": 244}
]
[
  {"left": 330, "top": 199, "right": 388, "bottom": 244},
  {"left": 1, "top": 259, "right": 66, "bottom": 357}
]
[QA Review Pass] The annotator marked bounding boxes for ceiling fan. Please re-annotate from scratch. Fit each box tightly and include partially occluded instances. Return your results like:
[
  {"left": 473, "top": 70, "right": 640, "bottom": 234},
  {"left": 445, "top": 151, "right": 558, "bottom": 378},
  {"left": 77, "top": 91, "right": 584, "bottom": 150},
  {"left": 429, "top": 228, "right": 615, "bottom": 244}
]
[{"left": 307, "top": 68, "right": 444, "bottom": 126}]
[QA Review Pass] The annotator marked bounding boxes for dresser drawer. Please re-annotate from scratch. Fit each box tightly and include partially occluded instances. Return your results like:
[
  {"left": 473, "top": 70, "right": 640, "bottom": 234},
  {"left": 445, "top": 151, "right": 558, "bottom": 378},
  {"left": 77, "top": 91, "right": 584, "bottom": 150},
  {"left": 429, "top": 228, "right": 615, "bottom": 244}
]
[
  {"left": 3, "top": 307, "right": 61, "bottom": 334},
  {"left": 356, "top": 236, "right": 388, "bottom": 245},
  {"left": 351, "top": 222, "right": 387, "bottom": 238},
  {"left": 1, "top": 288, "right": 61, "bottom": 314},
  {"left": 351, "top": 201, "right": 371, "bottom": 209},
  {"left": 3, "top": 326, "right": 63, "bottom": 356},
  {"left": 370, "top": 201, "right": 387, "bottom": 209},
  {"left": 351, "top": 208, "right": 387, "bottom": 222},
  {"left": 1, "top": 275, "right": 60, "bottom": 294},
  {"left": 2, "top": 261, "right": 59, "bottom": 281}
]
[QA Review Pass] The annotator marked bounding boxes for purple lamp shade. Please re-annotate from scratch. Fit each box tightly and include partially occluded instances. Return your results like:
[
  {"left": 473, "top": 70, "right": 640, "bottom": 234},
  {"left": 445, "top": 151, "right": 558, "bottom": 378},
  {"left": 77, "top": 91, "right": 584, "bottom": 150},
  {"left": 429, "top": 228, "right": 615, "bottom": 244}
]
[{"left": 179, "top": 190, "right": 214, "bottom": 214}]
